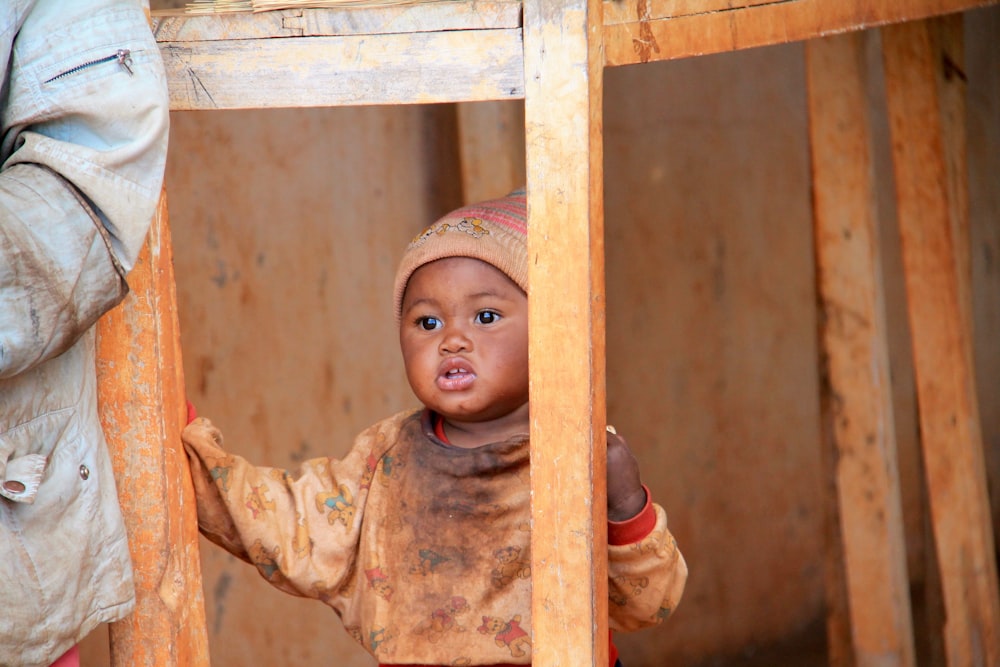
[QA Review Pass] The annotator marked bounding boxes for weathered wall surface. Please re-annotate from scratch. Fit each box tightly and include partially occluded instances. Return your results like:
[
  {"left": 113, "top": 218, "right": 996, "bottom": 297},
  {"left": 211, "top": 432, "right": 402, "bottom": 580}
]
[
  {"left": 82, "top": 7, "right": 998, "bottom": 665},
  {"left": 603, "top": 40, "right": 827, "bottom": 665}
]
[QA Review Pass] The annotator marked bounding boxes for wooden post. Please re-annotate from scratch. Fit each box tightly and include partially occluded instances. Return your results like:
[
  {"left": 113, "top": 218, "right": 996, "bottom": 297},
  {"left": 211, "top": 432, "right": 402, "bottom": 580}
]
[
  {"left": 806, "top": 30, "right": 917, "bottom": 667},
  {"left": 523, "top": 0, "right": 608, "bottom": 663},
  {"left": 882, "top": 16, "right": 1000, "bottom": 667},
  {"left": 96, "top": 190, "right": 210, "bottom": 666}
]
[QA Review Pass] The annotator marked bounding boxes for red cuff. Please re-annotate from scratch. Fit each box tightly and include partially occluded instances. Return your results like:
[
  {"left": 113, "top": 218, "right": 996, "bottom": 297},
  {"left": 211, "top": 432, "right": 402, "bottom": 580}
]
[
  {"left": 186, "top": 401, "right": 198, "bottom": 425},
  {"left": 607, "top": 485, "right": 656, "bottom": 545}
]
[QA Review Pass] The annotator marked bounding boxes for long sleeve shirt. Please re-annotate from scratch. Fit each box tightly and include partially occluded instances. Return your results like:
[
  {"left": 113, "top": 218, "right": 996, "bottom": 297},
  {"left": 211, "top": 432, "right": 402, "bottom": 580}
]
[{"left": 183, "top": 408, "right": 687, "bottom": 665}]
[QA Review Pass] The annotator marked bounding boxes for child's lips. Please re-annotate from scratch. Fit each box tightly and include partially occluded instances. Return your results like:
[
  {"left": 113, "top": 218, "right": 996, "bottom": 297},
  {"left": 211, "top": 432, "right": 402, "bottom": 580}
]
[{"left": 437, "top": 358, "right": 476, "bottom": 391}]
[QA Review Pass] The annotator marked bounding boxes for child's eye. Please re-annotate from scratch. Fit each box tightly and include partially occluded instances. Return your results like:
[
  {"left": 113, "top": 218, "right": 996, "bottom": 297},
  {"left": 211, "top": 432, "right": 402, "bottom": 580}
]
[
  {"left": 417, "top": 316, "right": 442, "bottom": 331},
  {"left": 476, "top": 310, "right": 501, "bottom": 325}
]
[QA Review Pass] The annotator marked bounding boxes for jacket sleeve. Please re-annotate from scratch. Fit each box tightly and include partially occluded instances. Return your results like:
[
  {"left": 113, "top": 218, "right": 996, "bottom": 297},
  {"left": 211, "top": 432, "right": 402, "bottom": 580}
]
[
  {"left": 606, "top": 494, "right": 688, "bottom": 632},
  {"left": 0, "top": 0, "right": 169, "bottom": 378},
  {"left": 182, "top": 417, "right": 373, "bottom": 601}
]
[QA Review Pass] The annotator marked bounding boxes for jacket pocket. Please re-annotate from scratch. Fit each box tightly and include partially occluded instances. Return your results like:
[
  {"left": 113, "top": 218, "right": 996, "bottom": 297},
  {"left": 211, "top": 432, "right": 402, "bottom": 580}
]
[
  {"left": 44, "top": 48, "right": 134, "bottom": 83},
  {"left": 0, "top": 409, "right": 73, "bottom": 503},
  {"left": 0, "top": 409, "right": 76, "bottom": 642}
]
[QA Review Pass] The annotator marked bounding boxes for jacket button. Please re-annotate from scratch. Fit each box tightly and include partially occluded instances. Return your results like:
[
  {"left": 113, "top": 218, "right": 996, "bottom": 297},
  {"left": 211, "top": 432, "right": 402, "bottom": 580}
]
[
  {"left": 3, "top": 480, "right": 26, "bottom": 493},
  {"left": 79, "top": 464, "right": 90, "bottom": 480}
]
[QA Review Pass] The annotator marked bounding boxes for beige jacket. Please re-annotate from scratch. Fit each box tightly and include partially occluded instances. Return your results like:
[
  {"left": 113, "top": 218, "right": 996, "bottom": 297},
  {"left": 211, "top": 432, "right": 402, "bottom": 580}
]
[
  {"left": 183, "top": 409, "right": 687, "bottom": 665},
  {"left": 0, "top": 1, "right": 169, "bottom": 664}
]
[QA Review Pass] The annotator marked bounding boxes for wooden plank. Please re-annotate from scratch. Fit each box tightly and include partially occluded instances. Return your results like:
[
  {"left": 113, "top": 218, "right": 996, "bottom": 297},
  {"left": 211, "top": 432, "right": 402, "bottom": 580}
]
[
  {"left": 456, "top": 99, "right": 526, "bottom": 204},
  {"left": 603, "top": 0, "right": 775, "bottom": 25},
  {"left": 160, "top": 28, "right": 523, "bottom": 109},
  {"left": 523, "top": 0, "right": 607, "bottom": 662},
  {"left": 806, "top": 30, "right": 916, "bottom": 667},
  {"left": 603, "top": 0, "right": 998, "bottom": 66},
  {"left": 966, "top": 7, "right": 1000, "bottom": 595},
  {"left": 152, "top": 1, "right": 522, "bottom": 40},
  {"left": 155, "top": 0, "right": 998, "bottom": 111},
  {"left": 96, "top": 192, "right": 210, "bottom": 667},
  {"left": 882, "top": 16, "right": 1000, "bottom": 667}
]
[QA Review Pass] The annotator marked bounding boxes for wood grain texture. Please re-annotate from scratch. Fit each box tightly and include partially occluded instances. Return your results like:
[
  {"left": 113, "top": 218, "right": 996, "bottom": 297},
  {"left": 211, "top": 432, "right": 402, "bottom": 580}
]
[
  {"left": 883, "top": 16, "right": 1000, "bottom": 667},
  {"left": 523, "top": 0, "right": 608, "bottom": 662},
  {"left": 154, "top": 1, "right": 998, "bottom": 111},
  {"left": 160, "top": 28, "right": 524, "bottom": 109},
  {"left": 153, "top": 1, "right": 522, "bottom": 39},
  {"left": 153, "top": 2, "right": 524, "bottom": 109},
  {"left": 807, "top": 30, "right": 916, "bottom": 667},
  {"left": 96, "top": 192, "right": 209, "bottom": 666},
  {"left": 603, "top": 0, "right": 997, "bottom": 66}
]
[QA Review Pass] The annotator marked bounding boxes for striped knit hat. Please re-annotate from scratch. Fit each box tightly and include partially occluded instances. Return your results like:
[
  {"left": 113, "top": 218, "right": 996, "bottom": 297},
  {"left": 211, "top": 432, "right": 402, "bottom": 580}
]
[{"left": 393, "top": 188, "right": 527, "bottom": 320}]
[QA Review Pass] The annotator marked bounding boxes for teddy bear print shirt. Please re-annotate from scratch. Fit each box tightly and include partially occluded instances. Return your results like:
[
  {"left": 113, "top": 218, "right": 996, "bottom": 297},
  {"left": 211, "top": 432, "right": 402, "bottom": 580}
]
[{"left": 182, "top": 409, "right": 687, "bottom": 666}]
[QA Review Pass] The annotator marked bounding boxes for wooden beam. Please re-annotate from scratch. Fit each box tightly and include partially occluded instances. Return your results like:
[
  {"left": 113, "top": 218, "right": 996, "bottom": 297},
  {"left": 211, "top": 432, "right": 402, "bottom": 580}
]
[
  {"left": 152, "top": 1, "right": 522, "bottom": 39},
  {"left": 96, "top": 191, "right": 210, "bottom": 666},
  {"left": 154, "top": 1, "right": 999, "bottom": 111},
  {"left": 806, "top": 30, "right": 916, "bottom": 667},
  {"left": 523, "top": 0, "right": 607, "bottom": 662},
  {"left": 159, "top": 28, "right": 524, "bottom": 109},
  {"left": 882, "top": 16, "right": 1000, "bottom": 666},
  {"left": 153, "top": 3, "right": 524, "bottom": 110},
  {"left": 604, "top": 0, "right": 997, "bottom": 66}
]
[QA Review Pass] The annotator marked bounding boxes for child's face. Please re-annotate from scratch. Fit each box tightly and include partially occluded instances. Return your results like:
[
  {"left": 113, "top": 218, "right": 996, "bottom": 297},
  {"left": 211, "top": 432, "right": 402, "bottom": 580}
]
[{"left": 399, "top": 256, "right": 529, "bottom": 433}]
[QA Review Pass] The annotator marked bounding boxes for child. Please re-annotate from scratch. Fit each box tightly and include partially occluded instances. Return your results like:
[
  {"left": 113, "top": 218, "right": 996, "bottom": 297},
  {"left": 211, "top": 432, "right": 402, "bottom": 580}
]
[{"left": 182, "top": 188, "right": 687, "bottom": 666}]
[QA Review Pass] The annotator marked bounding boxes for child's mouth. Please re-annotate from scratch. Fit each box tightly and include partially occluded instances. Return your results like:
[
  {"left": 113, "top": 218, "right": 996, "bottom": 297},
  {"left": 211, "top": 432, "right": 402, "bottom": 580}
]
[{"left": 437, "top": 365, "right": 476, "bottom": 391}]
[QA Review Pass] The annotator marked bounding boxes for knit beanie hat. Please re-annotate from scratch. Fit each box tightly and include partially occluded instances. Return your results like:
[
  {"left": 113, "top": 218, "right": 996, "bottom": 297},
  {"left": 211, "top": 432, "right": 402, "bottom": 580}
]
[{"left": 393, "top": 188, "right": 527, "bottom": 320}]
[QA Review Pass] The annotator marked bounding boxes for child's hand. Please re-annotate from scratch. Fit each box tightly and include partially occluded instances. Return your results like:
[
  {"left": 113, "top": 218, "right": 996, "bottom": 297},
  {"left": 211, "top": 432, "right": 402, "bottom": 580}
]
[{"left": 606, "top": 426, "right": 647, "bottom": 522}]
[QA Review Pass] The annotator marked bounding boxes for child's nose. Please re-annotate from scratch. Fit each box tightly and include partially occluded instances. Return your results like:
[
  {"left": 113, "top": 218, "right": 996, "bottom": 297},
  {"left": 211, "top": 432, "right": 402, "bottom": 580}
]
[{"left": 439, "top": 325, "right": 471, "bottom": 353}]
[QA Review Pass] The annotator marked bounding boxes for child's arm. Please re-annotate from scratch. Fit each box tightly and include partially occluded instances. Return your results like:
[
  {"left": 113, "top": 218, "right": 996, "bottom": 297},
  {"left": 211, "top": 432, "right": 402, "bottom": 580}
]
[
  {"left": 605, "top": 429, "right": 688, "bottom": 631},
  {"left": 181, "top": 417, "right": 375, "bottom": 601}
]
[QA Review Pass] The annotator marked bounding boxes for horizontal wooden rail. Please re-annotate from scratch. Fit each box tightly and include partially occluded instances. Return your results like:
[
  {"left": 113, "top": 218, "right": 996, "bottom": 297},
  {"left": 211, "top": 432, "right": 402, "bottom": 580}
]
[
  {"left": 154, "top": 0, "right": 998, "bottom": 110},
  {"left": 602, "top": 0, "right": 997, "bottom": 66},
  {"left": 153, "top": 1, "right": 522, "bottom": 40},
  {"left": 158, "top": 30, "right": 523, "bottom": 109},
  {"left": 153, "top": 2, "right": 523, "bottom": 109}
]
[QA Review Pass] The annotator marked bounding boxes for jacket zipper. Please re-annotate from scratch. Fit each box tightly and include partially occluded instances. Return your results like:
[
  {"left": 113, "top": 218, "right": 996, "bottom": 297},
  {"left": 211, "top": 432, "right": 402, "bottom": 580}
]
[{"left": 44, "top": 49, "right": 133, "bottom": 83}]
